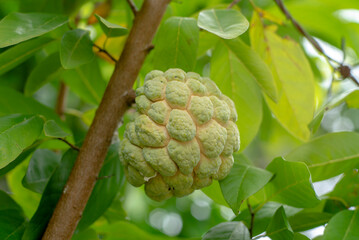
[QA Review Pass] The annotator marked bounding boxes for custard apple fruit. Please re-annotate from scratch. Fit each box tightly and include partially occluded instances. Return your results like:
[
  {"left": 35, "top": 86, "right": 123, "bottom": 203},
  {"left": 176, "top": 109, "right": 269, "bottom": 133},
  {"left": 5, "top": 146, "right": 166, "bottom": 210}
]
[{"left": 120, "top": 68, "right": 240, "bottom": 201}]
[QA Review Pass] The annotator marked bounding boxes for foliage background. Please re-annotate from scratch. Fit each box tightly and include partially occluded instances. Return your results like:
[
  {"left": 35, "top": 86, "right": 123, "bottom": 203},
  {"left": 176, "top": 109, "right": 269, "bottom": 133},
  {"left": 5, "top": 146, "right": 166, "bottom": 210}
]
[{"left": 0, "top": 0, "right": 359, "bottom": 239}]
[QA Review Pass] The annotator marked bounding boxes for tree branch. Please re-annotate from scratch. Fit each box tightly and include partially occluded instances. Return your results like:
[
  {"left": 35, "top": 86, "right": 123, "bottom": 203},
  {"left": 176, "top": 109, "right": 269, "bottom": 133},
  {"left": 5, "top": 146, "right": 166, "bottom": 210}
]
[
  {"left": 127, "top": 0, "right": 138, "bottom": 15},
  {"left": 227, "top": 0, "right": 241, "bottom": 9},
  {"left": 273, "top": 0, "right": 359, "bottom": 87},
  {"left": 42, "top": 1, "right": 170, "bottom": 239},
  {"left": 55, "top": 82, "right": 68, "bottom": 120},
  {"left": 56, "top": 138, "right": 80, "bottom": 152}
]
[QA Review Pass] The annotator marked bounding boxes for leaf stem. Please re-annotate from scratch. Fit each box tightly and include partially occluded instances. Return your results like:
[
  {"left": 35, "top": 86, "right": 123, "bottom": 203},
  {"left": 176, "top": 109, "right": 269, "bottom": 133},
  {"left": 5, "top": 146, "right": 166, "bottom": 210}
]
[
  {"left": 55, "top": 82, "right": 68, "bottom": 120},
  {"left": 126, "top": 0, "right": 138, "bottom": 15},
  {"left": 56, "top": 138, "right": 80, "bottom": 152},
  {"left": 227, "top": 0, "right": 241, "bottom": 9},
  {"left": 93, "top": 43, "right": 117, "bottom": 63},
  {"left": 247, "top": 199, "right": 255, "bottom": 238}
]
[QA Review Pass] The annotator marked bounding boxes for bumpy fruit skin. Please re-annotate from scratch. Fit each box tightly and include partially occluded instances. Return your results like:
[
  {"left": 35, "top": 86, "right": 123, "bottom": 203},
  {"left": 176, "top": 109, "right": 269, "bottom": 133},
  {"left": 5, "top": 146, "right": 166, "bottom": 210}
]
[{"left": 120, "top": 68, "right": 240, "bottom": 201}]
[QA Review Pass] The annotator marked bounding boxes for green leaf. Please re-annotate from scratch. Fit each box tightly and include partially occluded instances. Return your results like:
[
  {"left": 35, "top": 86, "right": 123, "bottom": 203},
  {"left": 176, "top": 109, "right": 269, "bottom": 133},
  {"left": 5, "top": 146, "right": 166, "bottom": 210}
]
[
  {"left": 221, "top": 38, "right": 278, "bottom": 102},
  {"left": 153, "top": 17, "right": 199, "bottom": 72},
  {"left": 309, "top": 89, "right": 359, "bottom": 133},
  {"left": 211, "top": 41, "right": 262, "bottom": 150},
  {"left": 235, "top": 202, "right": 300, "bottom": 237},
  {"left": 0, "top": 190, "right": 26, "bottom": 240},
  {"left": 197, "top": 9, "right": 249, "bottom": 39},
  {"left": 43, "top": 120, "right": 69, "bottom": 138},
  {"left": 202, "top": 222, "right": 250, "bottom": 240},
  {"left": 0, "top": 86, "right": 66, "bottom": 130},
  {"left": 95, "top": 14, "right": 128, "bottom": 38},
  {"left": 293, "top": 233, "right": 310, "bottom": 240},
  {"left": 329, "top": 170, "right": 359, "bottom": 207},
  {"left": 0, "top": 12, "right": 68, "bottom": 48},
  {"left": 77, "top": 143, "right": 125, "bottom": 230},
  {"left": 22, "top": 149, "right": 78, "bottom": 240},
  {"left": 285, "top": 132, "right": 359, "bottom": 182},
  {"left": 219, "top": 155, "right": 273, "bottom": 214},
  {"left": 72, "top": 228, "right": 98, "bottom": 240},
  {"left": 25, "top": 51, "right": 63, "bottom": 96},
  {"left": 263, "top": 157, "right": 320, "bottom": 208},
  {"left": 22, "top": 149, "right": 61, "bottom": 194},
  {"left": 60, "top": 29, "right": 95, "bottom": 69},
  {"left": 0, "top": 114, "right": 44, "bottom": 169},
  {"left": 323, "top": 210, "right": 359, "bottom": 240},
  {"left": 201, "top": 180, "right": 230, "bottom": 208},
  {"left": 0, "top": 37, "right": 54, "bottom": 76},
  {"left": 0, "top": 141, "right": 40, "bottom": 176},
  {"left": 250, "top": 13, "right": 315, "bottom": 141},
  {"left": 63, "top": 59, "right": 106, "bottom": 105},
  {"left": 266, "top": 206, "right": 294, "bottom": 240},
  {"left": 289, "top": 212, "right": 332, "bottom": 232}
]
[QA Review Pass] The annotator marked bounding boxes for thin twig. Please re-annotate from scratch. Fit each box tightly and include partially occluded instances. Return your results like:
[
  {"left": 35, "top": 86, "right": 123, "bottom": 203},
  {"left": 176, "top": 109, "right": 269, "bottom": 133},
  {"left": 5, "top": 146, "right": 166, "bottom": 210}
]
[
  {"left": 273, "top": 0, "right": 359, "bottom": 87},
  {"left": 127, "top": 0, "right": 138, "bottom": 15},
  {"left": 227, "top": 0, "right": 241, "bottom": 9},
  {"left": 55, "top": 82, "right": 68, "bottom": 120},
  {"left": 247, "top": 200, "right": 255, "bottom": 238},
  {"left": 93, "top": 43, "right": 117, "bottom": 63},
  {"left": 56, "top": 138, "right": 80, "bottom": 152}
]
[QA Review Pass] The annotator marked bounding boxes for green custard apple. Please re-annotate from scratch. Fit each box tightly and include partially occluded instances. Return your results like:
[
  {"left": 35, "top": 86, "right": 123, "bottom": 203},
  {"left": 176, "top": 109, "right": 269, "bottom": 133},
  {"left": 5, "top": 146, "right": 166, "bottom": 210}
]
[{"left": 120, "top": 68, "right": 240, "bottom": 201}]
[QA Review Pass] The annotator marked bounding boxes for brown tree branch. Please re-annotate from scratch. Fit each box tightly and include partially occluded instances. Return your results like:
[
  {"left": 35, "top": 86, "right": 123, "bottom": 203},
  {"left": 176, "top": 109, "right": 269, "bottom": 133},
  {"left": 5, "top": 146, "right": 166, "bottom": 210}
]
[
  {"left": 273, "top": 0, "right": 359, "bottom": 87},
  {"left": 127, "top": 0, "right": 138, "bottom": 15},
  {"left": 56, "top": 138, "right": 80, "bottom": 152},
  {"left": 42, "top": 1, "right": 170, "bottom": 239},
  {"left": 227, "top": 0, "right": 241, "bottom": 9},
  {"left": 55, "top": 82, "right": 68, "bottom": 120}
]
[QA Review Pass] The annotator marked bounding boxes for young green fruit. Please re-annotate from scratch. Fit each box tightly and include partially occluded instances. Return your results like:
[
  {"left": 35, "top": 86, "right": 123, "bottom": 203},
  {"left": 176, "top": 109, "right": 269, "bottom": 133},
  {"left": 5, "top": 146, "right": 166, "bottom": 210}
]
[{"left": 120, "top": 68, "right": 240, "bottom": 201}]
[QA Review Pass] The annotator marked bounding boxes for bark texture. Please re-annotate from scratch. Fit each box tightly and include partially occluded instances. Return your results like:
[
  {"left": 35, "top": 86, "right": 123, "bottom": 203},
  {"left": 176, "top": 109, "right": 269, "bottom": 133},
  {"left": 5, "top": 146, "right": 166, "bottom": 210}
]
[{"left": 42, "top": 1, "right": 170, "bottom": 239}]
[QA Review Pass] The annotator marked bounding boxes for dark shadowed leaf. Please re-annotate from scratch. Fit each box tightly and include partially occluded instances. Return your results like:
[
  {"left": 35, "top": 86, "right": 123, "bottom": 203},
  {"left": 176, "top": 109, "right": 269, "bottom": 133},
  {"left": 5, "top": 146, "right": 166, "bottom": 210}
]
[
  {"left": 0, "top": 114, "right": 44, "bottom": 169},
  {"left": 0, "top": 190, "right": 26, "bottom": 239},
  {"left": 198, "top": 9, "right": 249, "bottom": 39},
  {"left": 220, "top": 155, "right": 272, "bottom": 214},
  {"left": 211, "top": 41, "right": 262, "bottom": 150},
  {"left": 293, "top": 233, "right": 310, "bottom": 240},
  {"left": 43, "top": 120, "right": 69, "bottom": 138},
  {"left": 95, "top": 14, "right": 128, "bottom": 38},
  {"left": 0, "top": 12, "right": 67, "bottom": 48},
  {"left": 285, "top": 132, "right": 359, "bottom": 182},
  {"left": 77, "top": 143, "right": 125, "bottom": 230},
  {"left": 0, "top": 37, "right": 54, "bottom": 76},
  {"left": 60, "top": 29, "right": 95, "bottom": 69},
  {"left": 153, "top": 17, "right": 199, "bottom": 72},
  {"left": 263, "top": 157, "right": 320, "bottom": 208},
  {"left": 22, "top": 149, "right": 61, "bottom": 194},
  {"left": 266, "top": 206, "right": 293, "bottom": 240},
  {"left": 62, "top": 59, "right": 106, "bottom": 105},
  {"left": 323, "top": 210, "right": 359, "bottom": 240},
  {"left": 22, "top": 149, "right": 78, "bottom": 240},
  {"left": 25, "top": 51, "right": 63, "bottom": 96},
  {"left": 202, "top": 221, "right": 250, "bottom": 240}
]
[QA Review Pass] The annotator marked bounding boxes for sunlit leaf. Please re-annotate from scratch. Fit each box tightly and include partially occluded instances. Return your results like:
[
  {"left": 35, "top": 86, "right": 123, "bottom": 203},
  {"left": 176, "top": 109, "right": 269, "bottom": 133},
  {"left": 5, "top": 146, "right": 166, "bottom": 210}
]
[
  {"left": 263, "top": 157, "right": 320, "bottom": 208},
  {"left": 201, "top": 180, "right": 230, "bottom": 208},
  {"left": 153, "top": 17, "right": 199, "bottom": 72},
  {"left": 60, "top": 29, "right": 95, "bottom": 69},
  {"left": 250, "top": 13, "right": 315, "bottom": 141},
  {"left": 289, "top": 212, "right": 332, "bottom": 232},
  {"left": 323, "top": 210, "right": 359, "bottom": 240},
  {"left": 22, "top": 149, "right": 61, "bottom": 194},
  {"left": 0, "top": 114, "right": 44, "bottom": 169},
  {"left": 0, "top": 12, "right": 67, "bottom": 48},
  {"left": 25, "top": 51, "right": 63, "bottom": 96},
  {"left": 43, "top": 120, "right": 69, "bottom": 138},
  {"left": 285, "top": 132, "right": 359, "bottom": 181},
  {"left": 211, "top": 41, "right": 262, "bottom": 150},
  {"left": 95, "top": 14, "right": 128, "bottom": 38},
  {"left": 0, "top": 37, "right": 54, "bottom": 76},
  {"left": 220, "top": 155, "right": 273, "bottom": 214},
  {"left": 202, "top": 221, "right": 250, "bottom": 240},
  {"left": 266, "top": 206, "right": 293, "bottom": 240},
  {"left": 198, "top": 9, "right": 249, "bottom": 39}
]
